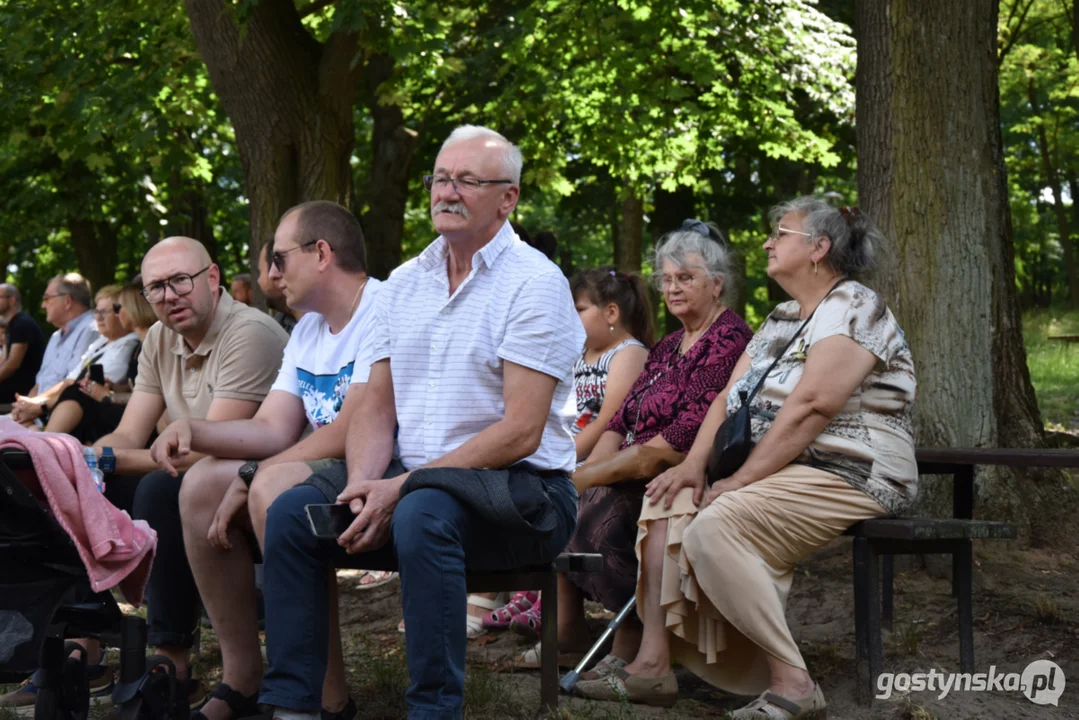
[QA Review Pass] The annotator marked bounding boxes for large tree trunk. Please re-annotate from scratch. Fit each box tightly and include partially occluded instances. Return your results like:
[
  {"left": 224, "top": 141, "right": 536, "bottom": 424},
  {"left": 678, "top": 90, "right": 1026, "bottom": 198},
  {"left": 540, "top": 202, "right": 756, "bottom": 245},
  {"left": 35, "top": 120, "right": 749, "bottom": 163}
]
[
  {"left": 616, "top": 191, "right": 644, "bottom": 273},
  {"left": 360, "top": 53, "right": 417, "bottom": 280},
  {"left": 1027, "top": 77, "right": 1079, "bottom": 307},
  {"left": 183, "top": 0, "right": 359, "bottom": 289},
  {"left": 57, "top": 162, "right": 117, "bottom": 293},
  {"left": 855, "top": 0, "right": 1075, "bottom": 538}
]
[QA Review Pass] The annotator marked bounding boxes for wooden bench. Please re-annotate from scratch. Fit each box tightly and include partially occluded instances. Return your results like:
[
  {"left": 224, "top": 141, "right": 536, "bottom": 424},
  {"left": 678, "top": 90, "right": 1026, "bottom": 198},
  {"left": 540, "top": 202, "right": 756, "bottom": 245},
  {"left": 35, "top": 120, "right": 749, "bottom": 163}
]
[
  {"left": 845, "top": 447, "right": 1079, "bottom": 704},
  {"left": 466, "top": 552, "right": 603, "bottom": 713},
  {"left": 1047, "top": 334, "right": 1079, "bottom": 343}
]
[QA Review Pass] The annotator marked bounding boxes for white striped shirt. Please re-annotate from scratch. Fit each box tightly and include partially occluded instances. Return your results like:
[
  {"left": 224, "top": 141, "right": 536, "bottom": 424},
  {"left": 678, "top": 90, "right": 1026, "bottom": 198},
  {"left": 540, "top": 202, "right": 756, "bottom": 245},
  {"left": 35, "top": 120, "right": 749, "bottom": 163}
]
[{"left": 371, "top": 221, "right": 585, "bottom": 473}]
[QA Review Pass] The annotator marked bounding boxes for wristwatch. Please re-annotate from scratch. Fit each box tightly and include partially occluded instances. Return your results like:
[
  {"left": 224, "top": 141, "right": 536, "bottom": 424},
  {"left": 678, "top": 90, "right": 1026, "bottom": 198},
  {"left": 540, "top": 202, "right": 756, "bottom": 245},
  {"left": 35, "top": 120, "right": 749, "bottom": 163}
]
[
  {"left": 99, "top": 447, "right": 117, "bottom": 474},
  {"left": 238, "top": 460, "right": 259, "bottom": 487}
]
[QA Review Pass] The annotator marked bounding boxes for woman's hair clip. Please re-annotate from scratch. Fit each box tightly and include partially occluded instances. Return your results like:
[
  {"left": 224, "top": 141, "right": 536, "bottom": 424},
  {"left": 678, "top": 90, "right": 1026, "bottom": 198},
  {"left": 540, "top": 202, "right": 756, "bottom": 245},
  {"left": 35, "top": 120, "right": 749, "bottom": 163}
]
[
  {"left": 680, "top": 218, "right": 711, "bottom": 238},
  {"left": 840, "top": 206, "right": 862, "bottom": 222}
]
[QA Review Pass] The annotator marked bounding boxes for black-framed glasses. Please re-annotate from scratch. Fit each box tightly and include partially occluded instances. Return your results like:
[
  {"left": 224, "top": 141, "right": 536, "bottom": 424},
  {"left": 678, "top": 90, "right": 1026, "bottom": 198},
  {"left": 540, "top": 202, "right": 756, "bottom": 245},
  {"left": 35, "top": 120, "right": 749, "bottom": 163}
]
[
  {"left": 42, "top": 292, "right": 69, "bottom": 303},
  {"left": 142, "top": 266, "right": 210, "bottom": 304},
  {"left": 271, "top": 241, "right": 319, "bottom": 272},
  {"left": 422, "top": 175, "right": 513, "bottom": 193}
]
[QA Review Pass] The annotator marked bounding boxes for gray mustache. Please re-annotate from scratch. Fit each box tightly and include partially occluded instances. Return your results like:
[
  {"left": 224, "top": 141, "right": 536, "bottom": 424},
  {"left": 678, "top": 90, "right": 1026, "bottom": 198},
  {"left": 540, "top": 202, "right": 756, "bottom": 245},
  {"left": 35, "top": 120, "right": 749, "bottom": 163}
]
[{"left": 433, "top": 201, "right": 470, "bottom": 219}]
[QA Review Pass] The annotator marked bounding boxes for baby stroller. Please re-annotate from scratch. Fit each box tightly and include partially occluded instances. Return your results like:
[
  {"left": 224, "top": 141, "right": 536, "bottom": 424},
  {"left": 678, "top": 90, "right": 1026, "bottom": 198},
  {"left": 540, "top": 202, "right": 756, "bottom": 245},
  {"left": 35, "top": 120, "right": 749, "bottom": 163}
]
[{"left": 0, "top": 449, "right": 186, "bottom": 720}]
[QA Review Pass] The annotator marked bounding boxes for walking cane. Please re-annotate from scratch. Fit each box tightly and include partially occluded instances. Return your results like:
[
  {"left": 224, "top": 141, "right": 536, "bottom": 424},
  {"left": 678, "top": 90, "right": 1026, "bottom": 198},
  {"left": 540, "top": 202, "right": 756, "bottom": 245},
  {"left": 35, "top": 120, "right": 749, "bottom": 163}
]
[{"left": 559, "top": 596, "right": 637, "bottom": 694}]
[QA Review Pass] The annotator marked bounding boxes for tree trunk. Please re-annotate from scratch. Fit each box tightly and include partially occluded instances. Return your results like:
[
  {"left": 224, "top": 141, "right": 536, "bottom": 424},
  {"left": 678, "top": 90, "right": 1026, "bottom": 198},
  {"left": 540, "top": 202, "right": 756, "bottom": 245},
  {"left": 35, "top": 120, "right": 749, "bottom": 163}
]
[
  {"left": 651, "top": 186, "right": 696, "bottom": 242},
  {"left": 1026, "top": 77, "right": 1079, "bottom": 307},
  {"left": 56, "top": 162, "right": 117, "bottom": 292},
  {"left": 360, "top": 52, "right": 418, "bottom": 280},
  {"left": 855, "top": 0, "right": 1075, "bottom": 538},
  {"left": 183, "top": 0, "right": 359, "bottom": 285},
  {"left": 616, "top": 191, "right": 644, "bottom": 273}
]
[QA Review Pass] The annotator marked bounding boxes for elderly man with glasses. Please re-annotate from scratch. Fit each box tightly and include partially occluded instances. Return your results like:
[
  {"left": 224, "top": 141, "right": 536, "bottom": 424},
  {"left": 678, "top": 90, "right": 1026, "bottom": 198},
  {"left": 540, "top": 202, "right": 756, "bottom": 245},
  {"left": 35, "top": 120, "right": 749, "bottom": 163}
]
[{"left": 86, "top": 237, "right": 289, "bottom": 708}]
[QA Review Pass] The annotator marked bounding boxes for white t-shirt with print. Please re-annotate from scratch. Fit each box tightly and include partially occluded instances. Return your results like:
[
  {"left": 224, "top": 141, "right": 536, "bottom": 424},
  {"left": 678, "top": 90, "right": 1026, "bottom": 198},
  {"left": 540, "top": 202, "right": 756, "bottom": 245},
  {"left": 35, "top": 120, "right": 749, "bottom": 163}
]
[{"left": 270, "top": 278, "right": 383, "bottom": 430}]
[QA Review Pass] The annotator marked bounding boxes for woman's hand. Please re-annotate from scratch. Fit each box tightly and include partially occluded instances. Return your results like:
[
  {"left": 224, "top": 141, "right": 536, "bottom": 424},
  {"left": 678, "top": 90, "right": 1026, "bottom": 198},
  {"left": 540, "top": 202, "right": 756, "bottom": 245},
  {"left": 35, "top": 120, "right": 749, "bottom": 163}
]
[
  {"left": 81, "top": 380, "right": 112, "bottom": 402},
  {"left": 646, "top": 459, "right": 707, "bottom": 509},
  {"left": 699, "top": 476, "right": 743, "bottom": 507}
]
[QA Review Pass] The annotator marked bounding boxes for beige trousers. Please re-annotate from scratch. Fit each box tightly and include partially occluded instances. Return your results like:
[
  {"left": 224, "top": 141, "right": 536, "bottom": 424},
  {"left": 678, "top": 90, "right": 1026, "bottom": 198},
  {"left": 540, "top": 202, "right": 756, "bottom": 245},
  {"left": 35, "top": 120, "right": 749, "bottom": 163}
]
[{"left": 635, "top": 464, "right": 886, "bottom": 696}]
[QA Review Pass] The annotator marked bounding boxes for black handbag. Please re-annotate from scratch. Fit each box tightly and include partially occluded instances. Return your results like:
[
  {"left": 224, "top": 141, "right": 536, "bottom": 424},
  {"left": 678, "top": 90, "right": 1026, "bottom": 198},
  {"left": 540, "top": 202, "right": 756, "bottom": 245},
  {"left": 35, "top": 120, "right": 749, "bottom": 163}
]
[{"left": 706, "top": 280, "right": 847, "bottom": 484}]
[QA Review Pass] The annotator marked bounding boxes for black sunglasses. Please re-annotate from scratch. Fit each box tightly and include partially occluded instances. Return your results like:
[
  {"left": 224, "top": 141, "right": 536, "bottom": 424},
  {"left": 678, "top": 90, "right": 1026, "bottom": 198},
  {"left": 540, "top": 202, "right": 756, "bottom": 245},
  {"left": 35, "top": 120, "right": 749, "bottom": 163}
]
[{"left": 272, "top": 240, "right": 319, "bottom": 272}]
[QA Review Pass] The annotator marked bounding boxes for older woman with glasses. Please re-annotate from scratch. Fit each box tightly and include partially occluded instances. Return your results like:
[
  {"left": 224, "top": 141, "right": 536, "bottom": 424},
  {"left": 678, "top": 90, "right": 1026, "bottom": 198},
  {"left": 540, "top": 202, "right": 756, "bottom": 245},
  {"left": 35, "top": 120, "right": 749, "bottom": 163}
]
[
  {"left": 595, "top": 198, "right": 917, "bottom": 717},
  {"left": 46, "top": 285, "right": 156, "bottom": 443},
  {"left": 518, "top": 220, "right": 753, "bottom": 677}
]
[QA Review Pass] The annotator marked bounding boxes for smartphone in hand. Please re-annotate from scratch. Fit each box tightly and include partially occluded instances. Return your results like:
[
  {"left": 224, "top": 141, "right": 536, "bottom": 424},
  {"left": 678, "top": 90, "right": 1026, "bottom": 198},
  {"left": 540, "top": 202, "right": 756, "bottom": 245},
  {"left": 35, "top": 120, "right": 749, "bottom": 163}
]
[
  {"left": 305, "top": 503, "right": 355, "bottom": 538},
  {"left": 89, "top": 364, "right": 105, "bottom": 385}
]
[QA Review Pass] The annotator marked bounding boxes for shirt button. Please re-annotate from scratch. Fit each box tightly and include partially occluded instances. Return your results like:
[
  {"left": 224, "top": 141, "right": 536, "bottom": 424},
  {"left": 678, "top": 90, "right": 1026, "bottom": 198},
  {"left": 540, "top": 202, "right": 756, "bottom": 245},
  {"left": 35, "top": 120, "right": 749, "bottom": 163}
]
[
  {"left": 424, "top": 416, "right": 432, "bottom": 425},
  {"left": 432, "top": 344, "right": 439, "bottom": 352},
  {"left": 428, "top": 381, "right": 436, "bottom": 389}
]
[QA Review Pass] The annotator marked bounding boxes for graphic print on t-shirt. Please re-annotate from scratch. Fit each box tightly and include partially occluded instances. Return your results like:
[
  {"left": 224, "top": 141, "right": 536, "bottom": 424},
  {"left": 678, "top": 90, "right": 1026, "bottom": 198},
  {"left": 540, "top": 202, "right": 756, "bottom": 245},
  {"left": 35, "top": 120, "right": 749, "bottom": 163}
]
[{"left": 298, "top": 361, "right": 355, "bottom": 428}]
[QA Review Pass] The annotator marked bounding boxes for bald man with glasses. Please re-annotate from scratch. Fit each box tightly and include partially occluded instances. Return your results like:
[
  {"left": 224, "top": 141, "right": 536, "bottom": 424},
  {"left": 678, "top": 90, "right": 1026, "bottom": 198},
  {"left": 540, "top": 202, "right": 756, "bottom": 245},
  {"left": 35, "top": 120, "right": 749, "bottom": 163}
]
[{"left": 88, "top": 236, "right": 289, "bottom": 705}]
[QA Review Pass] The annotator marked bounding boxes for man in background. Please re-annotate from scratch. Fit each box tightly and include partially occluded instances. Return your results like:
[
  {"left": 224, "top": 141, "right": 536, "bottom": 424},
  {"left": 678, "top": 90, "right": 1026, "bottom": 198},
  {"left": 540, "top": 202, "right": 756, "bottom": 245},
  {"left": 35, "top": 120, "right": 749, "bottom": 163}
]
[{"left": 0, "top": 284, "right": 46, "bottom": 405}]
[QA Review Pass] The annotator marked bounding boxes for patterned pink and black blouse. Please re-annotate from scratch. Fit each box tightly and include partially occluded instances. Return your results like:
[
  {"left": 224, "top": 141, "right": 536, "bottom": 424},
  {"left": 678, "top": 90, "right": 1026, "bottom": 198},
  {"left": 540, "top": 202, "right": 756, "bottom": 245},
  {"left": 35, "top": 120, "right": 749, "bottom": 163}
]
[{"left": 606, "top": 308, "right": 753, "bottom": 452}]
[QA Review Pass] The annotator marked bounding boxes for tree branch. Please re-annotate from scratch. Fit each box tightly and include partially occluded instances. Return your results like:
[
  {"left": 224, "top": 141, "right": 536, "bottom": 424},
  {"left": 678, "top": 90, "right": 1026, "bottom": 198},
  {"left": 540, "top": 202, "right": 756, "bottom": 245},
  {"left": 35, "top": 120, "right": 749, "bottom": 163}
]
[
  {"left": 999, "top": 0, "right": 1037, "bottom": 65},
  {"left": 299, "top": 0, "right": 336, "bottom": 18}
]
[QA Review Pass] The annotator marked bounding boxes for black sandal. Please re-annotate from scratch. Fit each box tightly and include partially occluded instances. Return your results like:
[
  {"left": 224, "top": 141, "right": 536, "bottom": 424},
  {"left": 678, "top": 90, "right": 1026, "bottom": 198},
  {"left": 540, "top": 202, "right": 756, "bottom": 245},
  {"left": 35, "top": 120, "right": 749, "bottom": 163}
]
[{"left": 191, "top": 683, "right": 261, "bottom": 720}]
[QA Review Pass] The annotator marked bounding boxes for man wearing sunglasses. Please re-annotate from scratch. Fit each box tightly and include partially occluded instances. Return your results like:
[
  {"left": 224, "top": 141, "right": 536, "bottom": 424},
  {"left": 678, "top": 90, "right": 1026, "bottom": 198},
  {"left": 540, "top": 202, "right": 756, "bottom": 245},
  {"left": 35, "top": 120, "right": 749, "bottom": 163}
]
[
  {"left": 90, "top": 236, "right": 289, "bottom": 706},
  {"left": 148, "top": 201, "right": 381, "bottom": 720},
  {"left": 257, "top": 126, "right": 584, "bottom": 720}
]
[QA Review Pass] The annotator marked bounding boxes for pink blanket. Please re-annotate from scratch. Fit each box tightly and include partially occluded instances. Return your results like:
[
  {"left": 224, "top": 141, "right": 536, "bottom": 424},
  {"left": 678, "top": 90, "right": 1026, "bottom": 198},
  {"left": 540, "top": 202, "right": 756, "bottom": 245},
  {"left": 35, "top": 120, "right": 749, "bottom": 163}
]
[{"left": 0, "top": 418, "right": 155, "bottom": 605}]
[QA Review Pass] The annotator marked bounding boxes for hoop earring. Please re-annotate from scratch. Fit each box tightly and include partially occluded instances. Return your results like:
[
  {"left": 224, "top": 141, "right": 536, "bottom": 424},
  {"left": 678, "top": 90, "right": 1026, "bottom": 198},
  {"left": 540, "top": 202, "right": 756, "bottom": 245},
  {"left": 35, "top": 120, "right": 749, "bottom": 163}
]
[{"left": 813, "top": 261, "right": 819, "bottom": 276}]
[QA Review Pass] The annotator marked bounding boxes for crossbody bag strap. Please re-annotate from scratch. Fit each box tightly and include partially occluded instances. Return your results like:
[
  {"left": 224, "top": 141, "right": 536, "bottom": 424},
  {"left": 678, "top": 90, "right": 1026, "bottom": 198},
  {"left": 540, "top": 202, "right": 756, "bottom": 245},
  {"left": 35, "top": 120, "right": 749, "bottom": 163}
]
[{"left": 742, "top": 278, "right": 849, "bottom": 405}]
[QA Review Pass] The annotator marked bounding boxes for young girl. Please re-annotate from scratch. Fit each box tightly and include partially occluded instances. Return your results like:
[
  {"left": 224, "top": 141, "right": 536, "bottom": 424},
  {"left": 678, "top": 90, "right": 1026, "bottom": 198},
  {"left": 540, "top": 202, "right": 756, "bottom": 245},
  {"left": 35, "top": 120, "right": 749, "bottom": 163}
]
[{"left": 485, "top": 266, "right": 655, "bottom": 639}]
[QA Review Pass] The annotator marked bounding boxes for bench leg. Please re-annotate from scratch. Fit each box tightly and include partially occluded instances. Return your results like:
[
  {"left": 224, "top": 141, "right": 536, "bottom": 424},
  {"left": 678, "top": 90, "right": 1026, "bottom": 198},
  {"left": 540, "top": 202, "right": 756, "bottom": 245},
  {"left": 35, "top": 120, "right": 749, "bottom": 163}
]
[
  {"left": 539, "top": 572, "right": 559, "bottom": 714},
  {"left": 882, "top": 554, "right": 894, "bottom": 632},
  {"left": 956, "top": 539, "right": 974, "bottom": 673},
  {"left": 853, "top": 537, "right": 882, "bottom": 705}
]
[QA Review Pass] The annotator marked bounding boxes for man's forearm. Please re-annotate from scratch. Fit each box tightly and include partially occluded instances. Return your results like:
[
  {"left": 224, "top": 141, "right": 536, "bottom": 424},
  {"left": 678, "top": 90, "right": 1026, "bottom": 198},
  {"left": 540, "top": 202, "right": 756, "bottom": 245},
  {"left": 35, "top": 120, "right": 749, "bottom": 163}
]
[
  {"left": 263, "top": 420, "right": 346, "bottom": 468},
  {"left": 423, "top": 418, "right": 539, "bottom": 472},
  {"left": 113, "top": 447, "right": 207, "bottom": 476},
  {"left": 187, "top": 418, "right": 293, "bottom": 460},
  {"left": 345, "top": 406, "right": 396, "bottom": 482},
  {"left": 0, "top": 359, "right": 16, "bottom": 384}
]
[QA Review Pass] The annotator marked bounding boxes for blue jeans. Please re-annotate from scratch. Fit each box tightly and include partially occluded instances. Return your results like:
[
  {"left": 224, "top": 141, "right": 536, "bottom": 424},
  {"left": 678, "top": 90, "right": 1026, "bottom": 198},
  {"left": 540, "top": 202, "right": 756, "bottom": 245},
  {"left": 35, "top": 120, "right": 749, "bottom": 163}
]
[{"left": 259, "top": 465, "right": 578, "bottom": 720}]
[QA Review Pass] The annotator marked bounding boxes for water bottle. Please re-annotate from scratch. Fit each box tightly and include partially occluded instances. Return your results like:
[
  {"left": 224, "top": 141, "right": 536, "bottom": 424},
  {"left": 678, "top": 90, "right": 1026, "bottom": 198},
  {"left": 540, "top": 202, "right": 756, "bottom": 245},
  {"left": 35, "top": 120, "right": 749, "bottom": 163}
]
[{"left": 83, "top": 447, "right": 105, "bottom": 493}]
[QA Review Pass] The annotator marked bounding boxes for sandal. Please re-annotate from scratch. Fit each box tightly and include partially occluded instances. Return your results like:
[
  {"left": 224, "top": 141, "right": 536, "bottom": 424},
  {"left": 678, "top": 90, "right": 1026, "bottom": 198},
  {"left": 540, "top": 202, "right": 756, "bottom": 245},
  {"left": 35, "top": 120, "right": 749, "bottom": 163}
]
[
  {"left": 191, "top": 682, "right": 261, "bottom": 720},
  {"left": 573, "top": 668, "right": 679, "bottom": 708},
  {"left": 355, "top": 570, "right": 398, "bottom": 590},
  {"left": 512, "top": 642, "right": 585, "bottom": 670},
  {"left": 729, "top": 685, "right": 827, "bottom": 719},
  {"left": 509, "top": 598, "right": 542, "bottom": 639},
  {"left": 482, "top": 591, "right": 538, "bottom": 631},
  {"left": 576, "top": 653, "right": 628, "bottom": 681},
  {"left": 321, "top": 695, "right": 356, "bottom": 720}
]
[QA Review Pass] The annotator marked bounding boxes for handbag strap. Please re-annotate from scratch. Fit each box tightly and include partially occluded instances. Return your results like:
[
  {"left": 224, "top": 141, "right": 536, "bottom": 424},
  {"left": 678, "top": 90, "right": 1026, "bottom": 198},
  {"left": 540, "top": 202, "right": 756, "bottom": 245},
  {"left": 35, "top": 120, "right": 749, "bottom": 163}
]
[{"left": 741, "top": 278, "right": 849, "bottom": 405}]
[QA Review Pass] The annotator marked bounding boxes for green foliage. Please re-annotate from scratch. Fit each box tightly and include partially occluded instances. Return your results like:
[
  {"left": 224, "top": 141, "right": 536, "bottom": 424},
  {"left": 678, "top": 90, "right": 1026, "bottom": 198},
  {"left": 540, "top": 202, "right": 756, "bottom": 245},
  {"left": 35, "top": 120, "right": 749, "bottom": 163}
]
[
  {"left": 1022, "top": 309, "right": 1079, "bottom": 430},
  {"left": 999, "top": 0, "right": 1079, "bottom": 309}
]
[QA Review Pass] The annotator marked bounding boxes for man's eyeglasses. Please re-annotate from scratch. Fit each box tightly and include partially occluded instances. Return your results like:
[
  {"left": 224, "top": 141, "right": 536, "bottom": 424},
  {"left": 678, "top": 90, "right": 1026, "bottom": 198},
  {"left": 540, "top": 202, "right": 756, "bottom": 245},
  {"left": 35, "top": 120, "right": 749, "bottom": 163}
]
[
  {"left": 271, "top": 241, "right": 319, "bottom": 272},
  {"left": 42, "top": 293, "right": 69, "bottom": 303},
  {"left": 422, "top": 175, "right": 513, "bottom": 193},
  {"left": 142, "top": 266, "right": 211, "bottom": 304}
]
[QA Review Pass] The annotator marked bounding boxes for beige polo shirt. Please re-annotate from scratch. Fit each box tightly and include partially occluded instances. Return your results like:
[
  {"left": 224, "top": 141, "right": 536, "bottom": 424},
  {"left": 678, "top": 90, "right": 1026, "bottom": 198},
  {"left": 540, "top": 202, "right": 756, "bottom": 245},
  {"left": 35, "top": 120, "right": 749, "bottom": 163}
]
[{"left": 134, "top": 290, "right": 289, "bottom": 420}]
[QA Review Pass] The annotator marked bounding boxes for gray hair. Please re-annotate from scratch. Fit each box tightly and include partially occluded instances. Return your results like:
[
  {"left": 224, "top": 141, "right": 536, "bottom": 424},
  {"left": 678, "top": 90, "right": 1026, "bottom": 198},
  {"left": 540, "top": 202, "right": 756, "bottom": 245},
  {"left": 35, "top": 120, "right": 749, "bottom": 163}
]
[
  {"left": 51, "top": 273, "right": 92, "bottom": 309},
  {"left": 652, "top": 222, "right": 734, "bottom": 301},
  {"left": 768, "top": 196, "right": 880, "bottom": 276},
  {"left": 0, "top": 283, "right": 20, "bottom": 308},
  {"left": 439, "top": 125, "right": 523, "bottom": 185}
]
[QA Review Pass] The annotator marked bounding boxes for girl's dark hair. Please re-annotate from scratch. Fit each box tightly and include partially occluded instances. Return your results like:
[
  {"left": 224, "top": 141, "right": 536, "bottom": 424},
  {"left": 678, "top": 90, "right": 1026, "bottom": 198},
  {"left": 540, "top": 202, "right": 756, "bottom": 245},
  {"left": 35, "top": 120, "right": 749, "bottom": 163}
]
[{"left": 570, "top": 266, "right": 655, "bottom": 348}]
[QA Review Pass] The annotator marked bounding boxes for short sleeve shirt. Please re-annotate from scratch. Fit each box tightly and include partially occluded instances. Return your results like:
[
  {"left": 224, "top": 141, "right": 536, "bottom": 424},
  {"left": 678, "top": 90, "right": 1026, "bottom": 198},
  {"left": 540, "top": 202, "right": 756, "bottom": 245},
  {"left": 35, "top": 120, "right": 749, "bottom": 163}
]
[
  {"left": 369, "top": 222, "right": 585, "bottom": 473},
  {"left": 606, "top": 309, "right": 752, "bottom": 452},
  {"left": 135, "top": 290, "right": 289, "bottom": 421},
  {"left": 270, "top": 278, "right": 382, "bottom": 430},
  {"left": 727, "top": 281, "right": 918, "bottom": 514},
  {"left": 3, "top": 311, "right": 46, "bottom": 393}
]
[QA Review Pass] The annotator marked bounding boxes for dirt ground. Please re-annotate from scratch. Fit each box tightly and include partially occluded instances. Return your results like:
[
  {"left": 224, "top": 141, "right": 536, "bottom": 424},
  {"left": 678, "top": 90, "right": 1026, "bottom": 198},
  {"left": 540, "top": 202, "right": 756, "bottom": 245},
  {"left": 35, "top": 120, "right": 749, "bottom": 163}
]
[{"left": 326, "top": 535, "right": 1077, "bottom": 719}]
